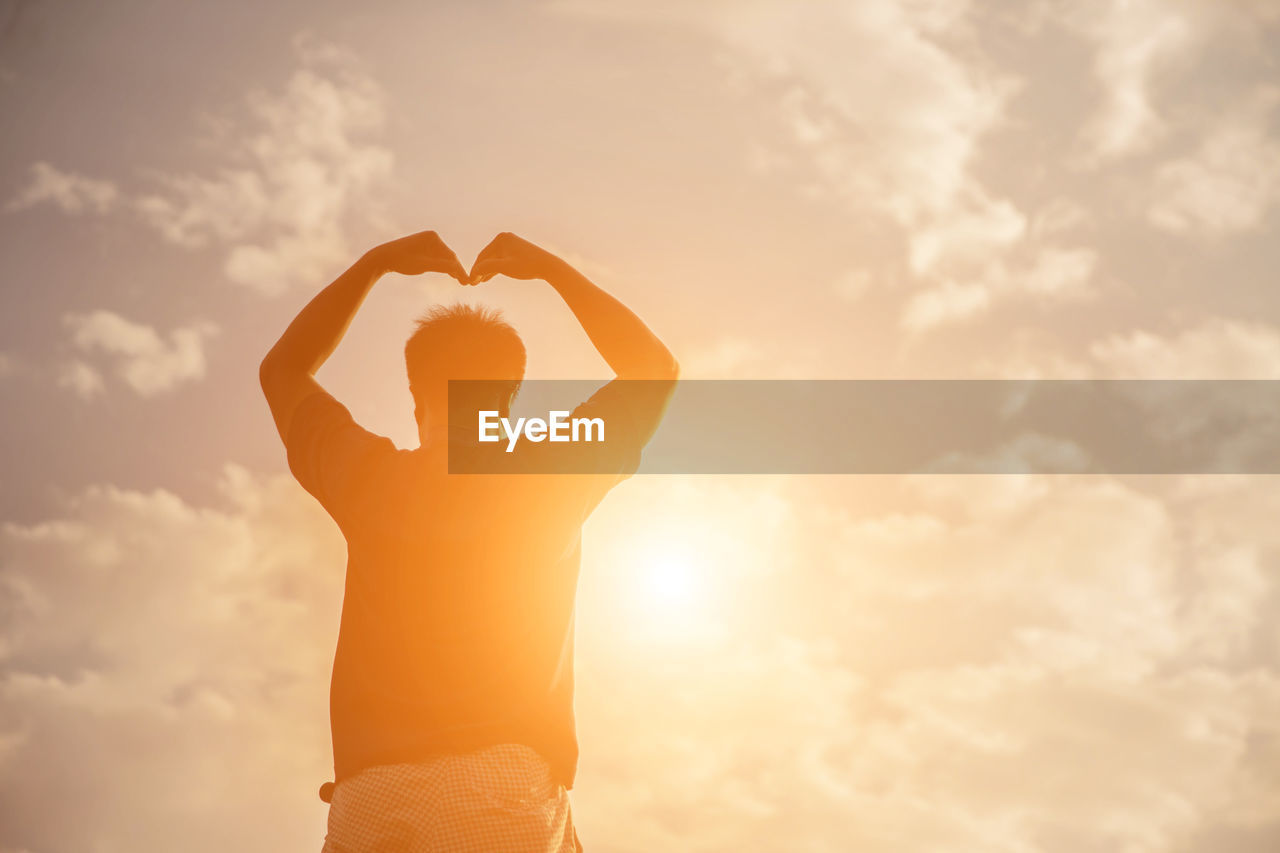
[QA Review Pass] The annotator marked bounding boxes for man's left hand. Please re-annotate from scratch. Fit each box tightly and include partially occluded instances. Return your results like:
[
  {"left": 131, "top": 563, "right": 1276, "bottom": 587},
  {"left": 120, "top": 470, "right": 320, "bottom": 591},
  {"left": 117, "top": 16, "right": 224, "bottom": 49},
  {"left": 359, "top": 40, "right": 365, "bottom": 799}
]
[{"left": 367, "top": 231, "right": 469, "bottom": 284}]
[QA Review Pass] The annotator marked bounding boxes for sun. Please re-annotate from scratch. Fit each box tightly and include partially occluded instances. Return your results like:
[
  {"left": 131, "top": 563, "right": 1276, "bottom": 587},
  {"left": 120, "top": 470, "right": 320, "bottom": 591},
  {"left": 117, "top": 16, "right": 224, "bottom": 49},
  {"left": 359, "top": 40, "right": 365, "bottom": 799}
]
[
  {"left": 643, "top": 549, "right": 700, "bottom": 609},
  {"left": 617, "top": 537, "right": 716, "bottom": 642}
]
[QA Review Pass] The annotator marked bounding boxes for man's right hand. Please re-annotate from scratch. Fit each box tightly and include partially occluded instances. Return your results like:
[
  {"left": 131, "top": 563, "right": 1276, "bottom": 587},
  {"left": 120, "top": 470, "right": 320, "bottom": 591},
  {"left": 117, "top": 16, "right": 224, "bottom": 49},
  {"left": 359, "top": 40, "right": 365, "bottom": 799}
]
[
  {"left": 470, "top": 231, "right": 678, "bottom": 382},
  {"left": 468, "top": 232, "right": 566, "bottom": 284},
  {"left": 366, "top": 230, "right": 469, "bottom": 284}
]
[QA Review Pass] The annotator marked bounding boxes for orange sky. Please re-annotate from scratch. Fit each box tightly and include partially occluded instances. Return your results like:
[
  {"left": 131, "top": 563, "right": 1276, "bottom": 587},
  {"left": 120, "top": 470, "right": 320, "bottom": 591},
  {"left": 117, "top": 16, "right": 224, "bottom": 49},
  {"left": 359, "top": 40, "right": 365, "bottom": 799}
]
[{"left": 2, "top": 2, "right": 1280, "bottom": 851}]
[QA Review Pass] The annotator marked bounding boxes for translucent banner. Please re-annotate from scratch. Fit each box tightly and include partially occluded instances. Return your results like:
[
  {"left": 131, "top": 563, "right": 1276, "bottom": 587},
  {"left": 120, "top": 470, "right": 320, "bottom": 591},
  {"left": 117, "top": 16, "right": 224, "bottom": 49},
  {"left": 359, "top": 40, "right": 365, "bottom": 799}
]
[{"left": 446, "top": 380, "right": 1280, "bottom": 474}]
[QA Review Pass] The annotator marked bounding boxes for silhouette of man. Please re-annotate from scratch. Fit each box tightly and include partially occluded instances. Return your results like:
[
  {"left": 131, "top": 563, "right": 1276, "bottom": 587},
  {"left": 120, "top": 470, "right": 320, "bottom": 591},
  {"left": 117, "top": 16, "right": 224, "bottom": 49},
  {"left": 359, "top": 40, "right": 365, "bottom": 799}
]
[{"left": 259, "top": 230, "right": 678, "bottom": 852}]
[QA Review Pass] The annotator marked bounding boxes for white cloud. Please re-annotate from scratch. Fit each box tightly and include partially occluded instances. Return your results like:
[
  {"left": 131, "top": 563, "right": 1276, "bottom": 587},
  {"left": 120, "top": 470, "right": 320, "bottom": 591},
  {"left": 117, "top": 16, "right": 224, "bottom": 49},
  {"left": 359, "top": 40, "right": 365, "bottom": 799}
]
[
  {"left": 906, "top": 188, "right": 1027, "bottom": 279},
  {"left": 1090, "top": 318, "right": 1280, "bottom": 379},
  {"left": 902, "top": 279, "right": 991, "bottom": 331},
  {"left": 137, "top": 34, "right": 393, "bottom": 295},
  {"left": 8, "top": 35, "right": 392, "bottom": 297},
  {"left": 985, "top": 318, "right": 1280, "bottom": 380},
  {"left": 6, "top": 7, "right": 1280, "bottom": 850},
  {"left": 1149, "top": 92, "right": 1280, "bottom": 235},
  {"left": 5, "top": 162, "right": 119, "bottom": 214},
  {"left": 568, "top": 476, "right": 1280, "bottom": 851},
  {"left": 902, "top": 239, "right": 1099, "bottom": 332},
  {"left": 835, "top": 476, "right": 1280, "bottom": 847},
  {"left": 1060, "top": 0, "right": 1195, "bottom": 160},
  {"left": 63, "top": 310, "right": 218, "bottom": 396},
  {"left": 1020, "top": 246, "right": 1098, "bottom": 297},
  {"left": 56, "top": 359, "right": 105, "bottom": 400},
  {"left": 550, "top": 0, "right": 1010, "bottom": 220},
  {"left": 3, "top": 468, "right": 1279, "bottom": 852},
  {"left": 133, "top": 169, "right": 269, "bottom": 248},
  {"left": 903, "top": 205, "right": 1099, "bottom": 330},
  {"left": 0, "top": 468, "right": 342, "bottom": 853},
  {"left": 554, "top": 1, "right": 1105, "bottom": 332}
]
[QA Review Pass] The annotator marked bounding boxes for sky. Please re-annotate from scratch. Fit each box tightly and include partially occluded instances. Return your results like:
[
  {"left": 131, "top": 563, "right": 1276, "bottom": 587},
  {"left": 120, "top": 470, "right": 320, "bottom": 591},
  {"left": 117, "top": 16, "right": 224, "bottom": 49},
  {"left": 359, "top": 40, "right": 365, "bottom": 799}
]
[{"left": 2, "top": 0, "right": 1280, "bottom": 850}]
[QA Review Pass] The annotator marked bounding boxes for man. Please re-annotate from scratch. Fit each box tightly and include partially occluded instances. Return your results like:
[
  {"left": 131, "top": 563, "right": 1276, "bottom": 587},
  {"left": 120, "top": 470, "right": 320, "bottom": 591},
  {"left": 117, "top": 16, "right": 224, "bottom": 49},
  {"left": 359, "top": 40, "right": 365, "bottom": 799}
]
[{"left": 259, "top": 230, "right": 678, "bottom": 852}]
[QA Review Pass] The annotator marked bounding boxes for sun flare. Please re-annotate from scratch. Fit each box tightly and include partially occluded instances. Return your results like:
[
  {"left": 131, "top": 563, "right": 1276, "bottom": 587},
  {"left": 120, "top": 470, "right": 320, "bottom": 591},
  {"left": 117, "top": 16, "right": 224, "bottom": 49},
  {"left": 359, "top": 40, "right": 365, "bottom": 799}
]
[
  {"left": 642, "top": 548, "right": 700, "bottom": 607},
  {"left": 615, "top": 534, "right": 717, "bottom": 642}
]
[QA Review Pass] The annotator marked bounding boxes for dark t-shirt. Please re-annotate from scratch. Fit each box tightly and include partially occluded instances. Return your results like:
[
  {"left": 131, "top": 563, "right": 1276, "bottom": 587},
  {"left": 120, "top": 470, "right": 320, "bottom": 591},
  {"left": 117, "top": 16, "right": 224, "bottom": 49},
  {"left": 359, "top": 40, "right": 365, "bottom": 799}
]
[{"left": 285, "top": 379, "right": 669, "bottom": 789}]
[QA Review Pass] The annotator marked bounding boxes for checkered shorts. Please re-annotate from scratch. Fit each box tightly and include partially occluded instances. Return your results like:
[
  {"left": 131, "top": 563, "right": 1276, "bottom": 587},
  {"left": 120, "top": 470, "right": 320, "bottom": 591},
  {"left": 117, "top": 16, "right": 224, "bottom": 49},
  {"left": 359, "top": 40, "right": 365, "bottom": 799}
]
[{"left": 320, "top": 744, "right": 582, "bottom": 853}]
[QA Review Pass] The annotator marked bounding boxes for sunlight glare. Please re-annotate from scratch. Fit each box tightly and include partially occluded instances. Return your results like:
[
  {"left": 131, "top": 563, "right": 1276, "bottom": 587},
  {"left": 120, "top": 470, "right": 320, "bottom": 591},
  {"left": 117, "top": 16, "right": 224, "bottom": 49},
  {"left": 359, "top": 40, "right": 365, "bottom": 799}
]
[{"left": 620, "top": 537, "right": 717, "bottom": 643}]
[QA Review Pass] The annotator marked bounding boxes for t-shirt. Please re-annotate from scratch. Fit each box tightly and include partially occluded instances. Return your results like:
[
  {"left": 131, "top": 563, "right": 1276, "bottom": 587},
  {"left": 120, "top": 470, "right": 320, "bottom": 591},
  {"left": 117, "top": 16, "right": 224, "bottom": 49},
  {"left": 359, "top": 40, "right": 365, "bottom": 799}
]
[{"left": 285, "top": 379, "right": 670, "bottom": 790}]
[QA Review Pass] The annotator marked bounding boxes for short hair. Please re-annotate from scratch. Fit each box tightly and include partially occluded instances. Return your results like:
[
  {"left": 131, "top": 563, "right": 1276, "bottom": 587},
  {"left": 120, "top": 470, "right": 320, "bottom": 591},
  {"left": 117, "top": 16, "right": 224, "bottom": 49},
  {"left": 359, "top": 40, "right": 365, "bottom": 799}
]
[{"left": 404, "top": 304, "right": 526, "bottom": 408}]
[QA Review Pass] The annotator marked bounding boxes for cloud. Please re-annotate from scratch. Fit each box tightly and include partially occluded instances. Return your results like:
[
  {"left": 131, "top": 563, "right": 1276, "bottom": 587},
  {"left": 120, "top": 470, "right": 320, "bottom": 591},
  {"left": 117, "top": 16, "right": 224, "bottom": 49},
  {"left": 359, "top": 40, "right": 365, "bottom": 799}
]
[
  {"left": 1089, "top": 318, "right": 1280, "bottom": 378},
  {"left": 63, "top": 310, "right": 218, "bottom": 396},
  {"left": 553, "top": 1, "right": 1103, "bottom": 332},
  {"left": 133, "top": 34, "right": 393, "bottom": 295},
  {"left": 691, "top": 0, "right": 1008, "bottom": 228},
  {"left": 568, "top": 475, "right": 1280, "bottom": 851},
  {"left": 1015, "top": 246, "right": 1099, "bottom": 299},
  {"left": 1062, "top": 0, "right": 1195, "bottom": 160},
  {"left": 549, "top": 0, "right": 1008, "bottom": 216},
  {"left": 5, "top": 8, "right": 1280, "bottom": 851},
  {"left": 1149, "top": 91, "right": 1280, "bottom": 235},
  {"left": 828, "top": 475, "right": 1280, "bottom": 849},
  {"left": 904, "top": 188, "right": 1027, "bottom": 278},
  {"left": 902, "top": 244, "right": 1097, "bottom": 332},
  {"left": 896, "top": 189, "right": 1099, "bottom": 331},
  {"left": 985, "top": 318, "right": 1280, "bottom": 380},
  {"left": 8, "top": 34, "right": 392, "bottom": 296},
  {"left": 902, "top": 279, "right": 991, "bottom": 331},
  {"left": 3, "top": 467, "right": 1279, "bottom": 852},
  {"left": 0, "top": 467, "right": 342, "bottom": 853},
  {"left": 5, "top": 162, "right": 119, "bottom": 214},
  {"left": 871, "top": 665, "right": 1280, "bottom": 851},
  {"left": 56, "top": 359, "right": 105, "bottom": 400}
]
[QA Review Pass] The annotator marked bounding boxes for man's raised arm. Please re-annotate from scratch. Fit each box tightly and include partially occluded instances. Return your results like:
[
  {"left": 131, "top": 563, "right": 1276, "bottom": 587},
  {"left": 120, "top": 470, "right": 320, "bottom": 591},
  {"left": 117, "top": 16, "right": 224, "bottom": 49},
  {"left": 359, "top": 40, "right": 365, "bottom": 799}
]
[
  {"left": 259, "top": 230, "right": 468, "bottom": 443},
  {"left": 469, "top": 232, "right": 679, "bottom": 381}
]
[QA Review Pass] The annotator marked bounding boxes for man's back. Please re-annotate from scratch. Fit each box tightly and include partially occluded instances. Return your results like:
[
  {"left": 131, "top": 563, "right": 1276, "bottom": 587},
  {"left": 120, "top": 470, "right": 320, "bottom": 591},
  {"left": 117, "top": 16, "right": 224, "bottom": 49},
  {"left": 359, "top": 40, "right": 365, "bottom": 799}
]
[{"left": 287, "top": 381, "right": 650, "bottom": 788}]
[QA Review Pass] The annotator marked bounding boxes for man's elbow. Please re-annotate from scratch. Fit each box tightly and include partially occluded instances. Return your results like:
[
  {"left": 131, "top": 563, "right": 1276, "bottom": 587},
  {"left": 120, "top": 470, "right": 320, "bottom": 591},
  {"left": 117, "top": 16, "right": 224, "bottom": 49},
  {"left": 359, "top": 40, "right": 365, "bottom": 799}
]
[
  {"left": 651, "top": 347, "right": 679, "bottom": 381},
  {"left": 658, "top": 354, "right": 679, "bottom": 382},
  {"left": 258, "top": 353, "right": 291, "bottom": 396},
  {"left": 258, "top": 355, "right": 276, "bottom": 392}
]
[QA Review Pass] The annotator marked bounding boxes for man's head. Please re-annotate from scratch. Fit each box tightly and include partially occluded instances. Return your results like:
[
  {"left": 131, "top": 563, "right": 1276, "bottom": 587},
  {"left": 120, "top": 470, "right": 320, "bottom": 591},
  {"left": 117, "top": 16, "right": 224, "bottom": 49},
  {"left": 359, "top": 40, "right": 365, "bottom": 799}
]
[{"left": 405, "top": 304, "right": 526, "bottom": 437}]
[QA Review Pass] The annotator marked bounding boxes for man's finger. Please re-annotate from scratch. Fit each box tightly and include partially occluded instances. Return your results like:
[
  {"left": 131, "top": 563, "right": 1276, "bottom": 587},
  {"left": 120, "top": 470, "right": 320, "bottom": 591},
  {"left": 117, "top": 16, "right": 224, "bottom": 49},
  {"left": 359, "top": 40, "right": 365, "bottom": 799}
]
[
  {"left": 473, "top": 233, "right": 511, "bottom": 267},
  {"left": 468, "top": 258, "right": 505, "bottom": 281},
  {"left": 444, "top": 254, "right": 468, "bottom": 284}
]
